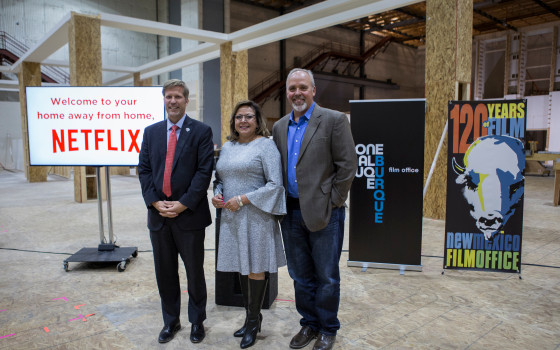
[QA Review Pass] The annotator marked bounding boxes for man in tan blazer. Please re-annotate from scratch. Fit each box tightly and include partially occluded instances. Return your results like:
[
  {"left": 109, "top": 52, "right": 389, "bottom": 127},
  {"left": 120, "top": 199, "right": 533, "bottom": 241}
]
[{"left": 272, "top": 68, "right": 358, "bottom": 350}]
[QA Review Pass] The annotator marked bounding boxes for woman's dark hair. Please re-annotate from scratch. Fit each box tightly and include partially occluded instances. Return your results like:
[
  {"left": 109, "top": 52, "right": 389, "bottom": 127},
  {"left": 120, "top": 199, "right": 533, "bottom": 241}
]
[{"left": 227, "top": 100, "right": 270, "bottom": 141}]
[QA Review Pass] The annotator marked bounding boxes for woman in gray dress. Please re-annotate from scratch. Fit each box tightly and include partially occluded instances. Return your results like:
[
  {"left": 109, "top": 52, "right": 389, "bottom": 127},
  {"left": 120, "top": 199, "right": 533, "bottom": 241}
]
[{"left": 212, "top": 100, "right": 286, "bottom": 349}]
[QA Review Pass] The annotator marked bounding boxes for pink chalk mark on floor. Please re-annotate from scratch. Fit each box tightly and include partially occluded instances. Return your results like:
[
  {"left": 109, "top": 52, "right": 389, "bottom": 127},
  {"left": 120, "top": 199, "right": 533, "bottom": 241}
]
[{"left": 68, "top": 314, "right": 84, "bottom": 322}]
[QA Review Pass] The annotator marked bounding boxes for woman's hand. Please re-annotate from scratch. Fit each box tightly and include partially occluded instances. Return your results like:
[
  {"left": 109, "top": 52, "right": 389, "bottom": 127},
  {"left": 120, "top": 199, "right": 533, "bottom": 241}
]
[
  {"left": 223, "top": 197, "right": 241, "bottom": 212},
  {"left": 212, "top": 193, "right": 225, "bottom": 208}
]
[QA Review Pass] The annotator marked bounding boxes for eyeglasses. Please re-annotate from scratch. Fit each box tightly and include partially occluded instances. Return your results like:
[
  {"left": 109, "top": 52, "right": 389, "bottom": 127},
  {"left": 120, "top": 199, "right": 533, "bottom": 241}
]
[{"left": 234, "top": 114, "right": 256, "bottom": 121}]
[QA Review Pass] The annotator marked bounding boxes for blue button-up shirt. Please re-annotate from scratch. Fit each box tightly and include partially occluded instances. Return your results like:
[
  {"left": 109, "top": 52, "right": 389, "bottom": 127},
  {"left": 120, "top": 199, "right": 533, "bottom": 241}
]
[{"left": 286, "top": 102, "right": 315, "bottom": 198}]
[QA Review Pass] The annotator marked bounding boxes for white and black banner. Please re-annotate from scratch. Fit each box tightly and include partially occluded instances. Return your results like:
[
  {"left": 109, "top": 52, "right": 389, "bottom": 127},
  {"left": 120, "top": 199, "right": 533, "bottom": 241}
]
[{"left": 348, "top": 99, "right": 425, "bottom": 270}]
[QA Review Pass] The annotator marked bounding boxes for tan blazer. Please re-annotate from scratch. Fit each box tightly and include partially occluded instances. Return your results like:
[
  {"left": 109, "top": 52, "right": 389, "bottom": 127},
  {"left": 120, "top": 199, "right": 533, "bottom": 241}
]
[{"left": 272, "top": 104, "right": 358, "bottom": 232}]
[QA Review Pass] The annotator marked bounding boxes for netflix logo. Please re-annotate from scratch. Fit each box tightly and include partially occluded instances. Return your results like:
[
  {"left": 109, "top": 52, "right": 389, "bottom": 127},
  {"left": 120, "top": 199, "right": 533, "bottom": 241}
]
[{"left": 52, "top": 129, "right": 140, "bottom": 153}]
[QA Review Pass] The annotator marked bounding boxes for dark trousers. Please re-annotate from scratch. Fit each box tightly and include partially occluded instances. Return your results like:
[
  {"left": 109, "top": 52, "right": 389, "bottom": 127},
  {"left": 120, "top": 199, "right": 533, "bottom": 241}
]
[
  {"left": 281, "top": 206, "right": 345, "bottom": 336},
  {"left": 150, "top": 220, "right": 207, "bottom": 326}
]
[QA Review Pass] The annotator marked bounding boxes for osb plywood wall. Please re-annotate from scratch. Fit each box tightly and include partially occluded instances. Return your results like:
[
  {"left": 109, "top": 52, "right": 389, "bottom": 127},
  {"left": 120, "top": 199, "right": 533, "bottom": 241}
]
[
  {"left": 233, "top": 50, "right": 248, "bottom": 105},
  {"left": 69, "top": 13, "right": 104, "bottom": 202},
  {"left": 424, "top": 0, "right": 472, "bottom": 219},
  {"left": 69, "top": 12, "right": 102, "bottom": 86},
  {"left": 220, "top": 42, "right": 248, "bottom": 145},
  {"left": 133, "top": 72, "right": 153, "bottom": 87},
  {"left": 19, "top": 62, "right": 46, "bottom": 182},
  {"left": 220, "top": 42, "right": 233, "bottom": 146}
]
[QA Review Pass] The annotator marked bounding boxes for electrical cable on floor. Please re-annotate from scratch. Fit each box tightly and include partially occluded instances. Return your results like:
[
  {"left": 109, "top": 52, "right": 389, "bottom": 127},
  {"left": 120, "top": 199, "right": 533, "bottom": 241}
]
[
  {"left": 521, "top": 262, "right": 560, "bottom": 269},
  {"left": 0, "top": 247, "right": 73, "bottom": 255},
  {"left": 1, "top": 247, "right": 558, "bottom": 269}
]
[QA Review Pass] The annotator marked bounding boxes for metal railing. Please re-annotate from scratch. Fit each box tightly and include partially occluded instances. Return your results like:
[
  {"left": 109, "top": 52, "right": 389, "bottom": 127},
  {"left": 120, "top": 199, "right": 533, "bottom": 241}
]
[
  {"left": 0, "top": 31, "right": 70, "bottom": 84},
  {"left": 248, "top": 41, "right": 370, "bottom": 103}
]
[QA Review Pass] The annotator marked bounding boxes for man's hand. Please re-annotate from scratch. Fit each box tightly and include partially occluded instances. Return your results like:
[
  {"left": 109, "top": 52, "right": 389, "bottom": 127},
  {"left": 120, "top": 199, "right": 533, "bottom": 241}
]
[{"left": 152, "top": 200, "right": 188, "bottom": 218}]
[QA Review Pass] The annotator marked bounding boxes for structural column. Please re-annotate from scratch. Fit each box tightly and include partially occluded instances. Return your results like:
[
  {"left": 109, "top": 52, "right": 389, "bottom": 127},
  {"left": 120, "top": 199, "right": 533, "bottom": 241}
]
[
  {"left": 19, "top": 62, "right": 47, "bottom": 182},
  {"left": 551, "top": 27, "right": 558, "bottom": 94},
  {"left": 68, "top": 12, "right": 105, "bottom": 202},
  {"left": 233, "top": 50, "right": 248, "bottom": 104},
  {"left": 517, "top": 33, "right": 527, "bottom": 97},
  {"left": 554, "top": 161, "right": 560, "bottom": 206},
  {"left": 133, "top": 72, "right": 153, "bottom": 87},
  {"left": 504, "top": 33, "right": 512, "bottom": 97},
  {"left": 423, "top": 0, "right": 472, "bottom": 219},
  {"left": 220, "top": 41, "right": 248, "bottom": 145},
  {"left": 220, "top": 42, "right": 233, "bottom": 146}
]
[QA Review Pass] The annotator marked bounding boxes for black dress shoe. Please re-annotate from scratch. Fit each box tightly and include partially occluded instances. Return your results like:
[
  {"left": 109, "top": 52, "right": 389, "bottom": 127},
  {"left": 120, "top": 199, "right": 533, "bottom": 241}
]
[
  {"left": 290, "top": 326, "right": 318, "bottom": 349},
  {"left": 312, "top": 334, "right": 336, "bottom": 350},
  {"left": 158, "top": 322, "right": 181, "bottom": 343},
  {"left": 190, "top": 323, "right": 205, "bottom": 343}
]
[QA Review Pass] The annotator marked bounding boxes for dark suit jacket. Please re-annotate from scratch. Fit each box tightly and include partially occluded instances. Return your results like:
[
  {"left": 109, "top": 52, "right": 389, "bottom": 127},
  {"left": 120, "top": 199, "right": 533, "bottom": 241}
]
[
  {"left": 272, "top": 104, "right": 358, "bottom": 232},
  {"left": 138, "top": 115, "right": 214, "bottom": 232}
]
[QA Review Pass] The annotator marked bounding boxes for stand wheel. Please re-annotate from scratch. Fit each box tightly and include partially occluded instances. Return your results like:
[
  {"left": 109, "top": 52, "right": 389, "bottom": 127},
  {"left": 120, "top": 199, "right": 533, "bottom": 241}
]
[
  {"left": 117, "top": 261, "right": 127, "bottom": 272},
  {"left": 132, "top": 250, "right": 138, "bottom": 258},
  {"left": 63, "top": 261, "right": 69, "bottom": 272}
]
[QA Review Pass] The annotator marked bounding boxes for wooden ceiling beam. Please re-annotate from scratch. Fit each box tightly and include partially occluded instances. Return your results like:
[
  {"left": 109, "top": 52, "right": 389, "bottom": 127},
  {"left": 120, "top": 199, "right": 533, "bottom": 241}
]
[
  {"left": 474, "top": 8, "right": 518, "bottom": 31},
  {"left": 532, "top": 0, "right": 560, "bottom": 19},
  {"left": 395, "top": 7, "right": 425, "bottom": 20}
]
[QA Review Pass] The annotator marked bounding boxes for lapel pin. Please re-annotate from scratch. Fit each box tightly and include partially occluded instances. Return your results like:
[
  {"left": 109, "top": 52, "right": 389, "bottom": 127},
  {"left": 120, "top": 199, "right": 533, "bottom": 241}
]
[{"left": 186, "top": 128, "right": 191, "bottom": 132}]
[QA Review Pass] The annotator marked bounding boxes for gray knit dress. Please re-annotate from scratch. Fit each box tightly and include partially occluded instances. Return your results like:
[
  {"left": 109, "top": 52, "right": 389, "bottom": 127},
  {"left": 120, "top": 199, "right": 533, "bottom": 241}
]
[{"left": 214, "top": 137, "right": 287, "bottom": 275}]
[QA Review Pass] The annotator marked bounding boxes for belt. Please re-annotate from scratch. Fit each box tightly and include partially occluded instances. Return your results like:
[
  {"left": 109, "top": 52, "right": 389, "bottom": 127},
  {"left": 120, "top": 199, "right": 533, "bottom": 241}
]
[{"left": 286, "top": 196, "right": 300, "bottom": 209}]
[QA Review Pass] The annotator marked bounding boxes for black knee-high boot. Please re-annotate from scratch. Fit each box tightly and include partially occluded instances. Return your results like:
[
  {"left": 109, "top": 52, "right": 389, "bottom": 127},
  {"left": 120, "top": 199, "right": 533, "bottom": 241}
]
[
  {"left": 234, "top": 274, "right": 249, "bottom": 337},
  {"left": 240, "top": 278, "right": 268, "bottom": 349}
]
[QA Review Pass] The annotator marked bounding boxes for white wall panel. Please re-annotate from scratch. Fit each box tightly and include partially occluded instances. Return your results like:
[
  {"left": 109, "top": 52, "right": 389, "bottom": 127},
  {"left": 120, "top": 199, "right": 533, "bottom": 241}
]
[
  {"left": 526, "top": 95, "right": 549, "bottom": 130},
  {"left": 0, "top": 101, "right": 23, "bottom": 170},
  {"left": 549, "top": 91, "right": 560, "bottom": 152}
]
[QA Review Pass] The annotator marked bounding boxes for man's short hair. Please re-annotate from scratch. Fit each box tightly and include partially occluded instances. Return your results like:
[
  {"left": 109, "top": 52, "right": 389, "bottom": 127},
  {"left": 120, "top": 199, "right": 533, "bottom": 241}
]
[
  {"left": 286, "top": 68, "right": 315, "bottom": 89},
  {"left": 162, "top": 79, "right": 189, "bottom": 99}
]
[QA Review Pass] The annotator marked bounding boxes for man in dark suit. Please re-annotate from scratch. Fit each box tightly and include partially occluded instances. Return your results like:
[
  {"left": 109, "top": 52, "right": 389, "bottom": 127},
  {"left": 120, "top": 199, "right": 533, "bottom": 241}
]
[
  {"left": 138, "top": 79, "right": 214, "bottom": 344},
  {"left": 272, "top": 69, "right": 358, "bottom": 350}
]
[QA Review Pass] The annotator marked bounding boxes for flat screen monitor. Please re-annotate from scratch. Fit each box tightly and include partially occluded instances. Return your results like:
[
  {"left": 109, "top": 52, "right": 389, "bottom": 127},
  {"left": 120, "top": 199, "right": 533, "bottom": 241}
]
[{"left": 26, "top": 86, "right": 164, "bottom": 166}]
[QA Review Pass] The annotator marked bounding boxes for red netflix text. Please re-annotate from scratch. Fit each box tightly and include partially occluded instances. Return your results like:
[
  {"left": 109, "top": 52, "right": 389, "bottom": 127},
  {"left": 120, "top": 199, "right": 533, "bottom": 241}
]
[{"left": 52, "top": 129, "right": 140, "bottom": 153}]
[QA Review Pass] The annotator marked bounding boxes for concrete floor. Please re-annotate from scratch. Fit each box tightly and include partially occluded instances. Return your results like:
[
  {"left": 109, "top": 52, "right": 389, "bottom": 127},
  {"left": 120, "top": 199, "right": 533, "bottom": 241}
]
[{"left": 0, "top": 169, "right": 559, "bottom": 349}]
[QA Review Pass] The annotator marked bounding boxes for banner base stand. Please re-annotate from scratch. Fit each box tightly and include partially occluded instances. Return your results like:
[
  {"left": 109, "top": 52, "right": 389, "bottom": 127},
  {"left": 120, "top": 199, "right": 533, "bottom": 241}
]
[
  {"left": 442, "top": 268, "right": 522, "bottom": 279},
  {"left": 348, "top": 260, "right": 422, "bottom": 272},
  {"left": 63, "top": 247, "right": 138, "bottom": 272}
]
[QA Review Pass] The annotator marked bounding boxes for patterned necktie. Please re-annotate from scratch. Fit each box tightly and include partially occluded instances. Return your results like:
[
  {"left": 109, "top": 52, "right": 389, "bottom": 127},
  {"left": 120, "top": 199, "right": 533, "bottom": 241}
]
[{"left": 162, "top": 125, "right": 179, "bottom": 198}]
